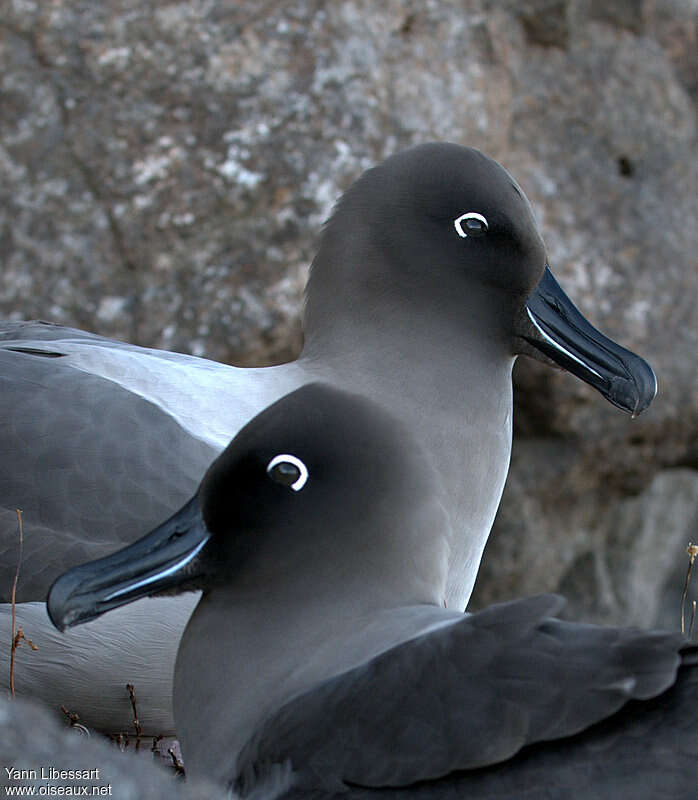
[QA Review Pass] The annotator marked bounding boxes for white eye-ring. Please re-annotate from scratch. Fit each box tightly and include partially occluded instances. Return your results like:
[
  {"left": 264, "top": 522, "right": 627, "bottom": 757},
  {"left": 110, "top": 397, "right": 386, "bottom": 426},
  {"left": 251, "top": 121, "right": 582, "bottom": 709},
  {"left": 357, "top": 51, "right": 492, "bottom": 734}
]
[
  {"left": 266, "top": 454, "right": 309, "bottom": 492},
  {"left": 454, "top": 212, "right": 488, "bottom": 238}
]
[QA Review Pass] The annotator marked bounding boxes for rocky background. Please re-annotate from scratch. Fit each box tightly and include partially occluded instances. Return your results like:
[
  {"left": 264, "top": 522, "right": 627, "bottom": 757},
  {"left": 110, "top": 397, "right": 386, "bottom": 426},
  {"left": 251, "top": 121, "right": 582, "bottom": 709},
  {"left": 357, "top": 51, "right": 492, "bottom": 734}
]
[{"left": 1, "top": 1, "right": 697, "bottom": 623}]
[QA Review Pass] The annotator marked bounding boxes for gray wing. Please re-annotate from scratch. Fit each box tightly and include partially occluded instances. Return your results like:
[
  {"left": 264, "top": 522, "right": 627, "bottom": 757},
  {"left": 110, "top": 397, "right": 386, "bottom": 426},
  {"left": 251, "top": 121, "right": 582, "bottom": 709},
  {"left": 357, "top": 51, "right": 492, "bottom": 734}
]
[
  {"left": 238, "top": 595, "right": 689, "bottom": 794},
  {"left": 281, "top": 647, "right": 698, "bottom": 800},
  {"left": 0, "top": 323, "right": 218, "bottom": 600}
]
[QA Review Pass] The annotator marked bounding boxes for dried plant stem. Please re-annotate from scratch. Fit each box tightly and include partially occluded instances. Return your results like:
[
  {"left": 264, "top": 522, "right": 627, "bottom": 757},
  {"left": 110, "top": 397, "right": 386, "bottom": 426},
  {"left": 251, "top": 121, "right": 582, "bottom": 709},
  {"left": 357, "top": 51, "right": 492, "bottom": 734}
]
[
  {"left": 10, "top": 509, "right": 23, "bottom": 696},
  {"left": 60, "top": 705, "right": 90, "bottom": 736},
  {"left": 8, "top": 509, "right": 38, "bottom": 696},
  {"left": 680, "top": 543, "right": 698, "bottom": 635},
  {"left": 127, "top": 683, "right": 143, "bottom": 747},
  {"left": 168, "top": 747, "right": 185, "bottom": 775},
  {"left": 690, "top": 601, "right": 697, "bottom": 640}
]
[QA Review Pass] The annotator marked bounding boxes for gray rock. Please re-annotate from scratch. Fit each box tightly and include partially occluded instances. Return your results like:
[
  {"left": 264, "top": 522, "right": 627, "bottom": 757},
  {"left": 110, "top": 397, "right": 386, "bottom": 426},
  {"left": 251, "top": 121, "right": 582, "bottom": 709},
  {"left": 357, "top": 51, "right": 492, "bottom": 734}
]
[
  {"left": 473, "top": 456, "right": 698, "bottom": 628},
  {"left": 0, "top": 695, "right": 221, "bottom": 798},
  {"left": 1, "top": 0, "right": 696, "bottom": 629}
]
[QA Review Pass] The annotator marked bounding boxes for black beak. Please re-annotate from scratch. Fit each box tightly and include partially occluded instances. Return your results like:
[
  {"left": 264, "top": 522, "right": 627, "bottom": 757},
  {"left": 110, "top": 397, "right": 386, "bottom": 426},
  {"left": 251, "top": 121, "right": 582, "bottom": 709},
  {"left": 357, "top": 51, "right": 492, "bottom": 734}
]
[
  {"left": 47, "top": 494, "right": 209, "bottom": 631},
  {"left": 523, "top": 267, "right": 657, "bottom": 416}
]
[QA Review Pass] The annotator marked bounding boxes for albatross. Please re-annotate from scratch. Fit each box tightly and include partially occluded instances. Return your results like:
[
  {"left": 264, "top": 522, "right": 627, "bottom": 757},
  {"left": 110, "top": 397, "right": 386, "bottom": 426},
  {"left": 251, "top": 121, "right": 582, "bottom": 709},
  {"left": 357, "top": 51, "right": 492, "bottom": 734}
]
[
  {"left": 2, "top": 143, "right": 655, "bottom": 731},
  {"left": 48, "top": 384, "right": 696, "bottom": 799}
]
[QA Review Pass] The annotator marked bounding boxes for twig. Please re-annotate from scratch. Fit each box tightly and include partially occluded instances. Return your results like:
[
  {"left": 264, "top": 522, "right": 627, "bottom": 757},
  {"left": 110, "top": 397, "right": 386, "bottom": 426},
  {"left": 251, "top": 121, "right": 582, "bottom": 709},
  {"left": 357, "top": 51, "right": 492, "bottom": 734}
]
[
  {"left": 9, "top": 510, "right": 38, "bottom": 695},
  {"left": 680, "top": 543, "right": 698, "bottom": 635},
  {"left": 11, "top": 628, "right": 38, "bottom": 657},
  {"left": 60, "top": 705, "right": 90, "bottom": 736},
  {"left": 111, "top": 732, "right": 127, "bottom": 752},
  {"left": 689, "top": 601, "right": 696, "bottom": 640},
  {"left": 9, "top": 509, "right": 23, "bottom": 695},
  {"left": 168, "top": 747, "right": 185, "bottom": 776},
  {"left": 126, "top": 683, "right": 143, "bottom": 748}
]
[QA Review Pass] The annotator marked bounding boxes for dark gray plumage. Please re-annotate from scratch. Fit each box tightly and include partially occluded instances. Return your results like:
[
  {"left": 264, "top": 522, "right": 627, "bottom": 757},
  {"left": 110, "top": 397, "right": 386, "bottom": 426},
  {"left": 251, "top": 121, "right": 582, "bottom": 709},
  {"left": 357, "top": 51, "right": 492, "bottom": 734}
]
[
  {"left": 241, "top": 596, "right": 691, "bottom": 794},
  {"left": 281, "top": 652, "right": 698, "bottom": 799},
  {"left": 48, "top": 385, "right": 696, "bottom": 798},
  {"left": 279, "top": 622, "right": 698, "bottom": 800}
]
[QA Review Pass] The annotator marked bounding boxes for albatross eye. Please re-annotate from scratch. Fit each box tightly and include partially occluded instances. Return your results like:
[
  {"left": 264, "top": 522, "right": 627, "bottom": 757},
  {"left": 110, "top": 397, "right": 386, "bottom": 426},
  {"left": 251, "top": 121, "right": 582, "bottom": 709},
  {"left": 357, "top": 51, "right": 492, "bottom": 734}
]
[
  {"left": 454, "top": 212, "right": 488, "bottom": 238},
  {"left": 266, "top": 454, "right": 309, "bottom": 492}
]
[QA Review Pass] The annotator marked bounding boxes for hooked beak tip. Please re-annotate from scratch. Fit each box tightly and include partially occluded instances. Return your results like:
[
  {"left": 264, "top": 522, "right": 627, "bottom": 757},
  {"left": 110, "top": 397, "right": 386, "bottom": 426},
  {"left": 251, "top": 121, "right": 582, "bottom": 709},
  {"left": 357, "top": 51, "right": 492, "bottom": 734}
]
[{"left": 630, "top": 365, "right": 658, "bottom": 418}]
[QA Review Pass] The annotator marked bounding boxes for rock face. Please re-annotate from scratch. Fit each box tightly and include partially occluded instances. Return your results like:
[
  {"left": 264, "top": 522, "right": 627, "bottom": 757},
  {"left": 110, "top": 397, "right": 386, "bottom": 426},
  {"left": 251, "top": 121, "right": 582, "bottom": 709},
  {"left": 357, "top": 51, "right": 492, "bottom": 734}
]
[
  {"left": 0, "top": 695, "right": 217, "bottom": 799},
  {"left": 1, "top": 0, "right": 697, "bottom": 627}
]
